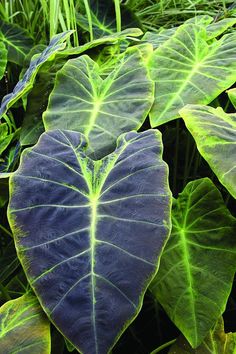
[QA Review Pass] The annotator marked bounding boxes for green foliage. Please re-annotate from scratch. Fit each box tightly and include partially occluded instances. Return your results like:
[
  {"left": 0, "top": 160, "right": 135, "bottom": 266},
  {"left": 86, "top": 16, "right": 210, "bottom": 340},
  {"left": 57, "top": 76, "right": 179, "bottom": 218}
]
[
  {"left": 43, "top": 45, "right": 154, "bottom": 159},
  {"left": 169, "top": 317, "right": 236, "bottom": 353},
  {"left": 0, "top": 1, "right": 236, "bottom": 353},
  {"left": 180, "top": 105, "right": 236, "bottom": 199},
  {"left": 150, "top": 178, "right": 236, "bottom": 348},
  {"left": 148, "top": 18, "right": 236, "bottom": 126},
  {"left": 0, "top": 293, "right": 51, "bottom": 353}
]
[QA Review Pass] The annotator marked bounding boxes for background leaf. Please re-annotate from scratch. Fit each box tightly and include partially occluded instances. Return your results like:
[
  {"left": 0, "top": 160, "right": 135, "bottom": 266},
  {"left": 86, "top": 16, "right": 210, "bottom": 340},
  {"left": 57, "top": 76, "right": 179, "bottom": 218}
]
[
  {"left": 149, "top": 22, "right": 236, "bottom": 126},
  {"left": 169, "top": 317, "right": 236, "bottom": 353},
  {"left": 0, "top": 20, "right": 33, "bottom": 66},
  {"left": 0, "top": 41, "right": 7, "bottom": 80},
  {"left": 180, "top": 105, "right": 236, "bottom": 199},
  {"left": 8, "top": 129, "right": 171, "bottom": 354},
  {"left": 44, "top": 45, "right": 154, "bottom": 159},
  {"left": 0, "top": 31, "right": 73, "bottom": 118},
  {"left": 150, "top": 178, "right": 236, "bottom": 348},
  {"left": 228, "top": 87, "right": 236, "bottom": 109},
  {"left": 0, "top": 293, "right": 51, "bottom": 354},
  {"left": 77, "top": 0, "right": 141, "bottom": 39}
]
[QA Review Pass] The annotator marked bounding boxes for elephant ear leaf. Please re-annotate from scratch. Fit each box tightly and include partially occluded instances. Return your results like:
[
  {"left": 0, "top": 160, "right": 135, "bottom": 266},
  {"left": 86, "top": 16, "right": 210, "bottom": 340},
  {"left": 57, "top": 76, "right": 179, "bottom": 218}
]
[
  {"left": 8, "top": 129, "right": 171, "bottom": 354},
  {"left": 0, "top": 31, "right": 73, "bottom": 117},
  {"left": 0, "top": 20, "right": 33, "bottom": 66},
  {"left": 169, "top": 317, "right": 236, "bottom": 354},
  {"left": 0, "top": 41, "right": 7, "bottom": 80},
  {"left": 180, "top": 104, "right": 236, "bottom": 199},
  {"left": 0, "top": 293, "right": 51, "bottom": 354},
  {"left": 227, "top": 88, "right": 236, "bottom": 109},
  {"left": 149, "top": 22, "right": 236, "bottom": 127},
  {"left": 43, "top": 45, "right": 154, "bottom": 159},
  {"left": 150, "top": 178, "right": 236, "bottom": 348}
]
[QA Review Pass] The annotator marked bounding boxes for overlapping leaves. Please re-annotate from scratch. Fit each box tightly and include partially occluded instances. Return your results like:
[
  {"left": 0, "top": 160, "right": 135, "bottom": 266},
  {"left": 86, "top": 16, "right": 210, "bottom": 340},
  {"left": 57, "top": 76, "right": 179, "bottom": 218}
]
[
  {"left": 0, "top": 31, "right": 73, "bottom": 118},
  {"left": 180, "top": 105, "right": 236, "bottom": 199},
  {"left": 169, "top": 317, "right": 236, "bottom": 353},
  {"left": 151, "top": 178, "right": 236, "bottom": 348},
  {"left": 44, "top": 45, "right": 154, "bottom": 159},
  {"left": 0, "top": 293, "right": 51, "bottom": 354},
  {"left": 149, "top": 20, "right": 236, "bottom": 126}
]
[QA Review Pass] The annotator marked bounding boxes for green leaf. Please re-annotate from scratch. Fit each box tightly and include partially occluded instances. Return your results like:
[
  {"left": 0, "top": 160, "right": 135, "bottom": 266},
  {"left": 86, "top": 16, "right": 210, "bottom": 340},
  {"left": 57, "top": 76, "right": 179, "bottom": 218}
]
[
  {"left": 0, "top": 123, "right": 14, "bottom": 155},
  {"left": 0, "top": 31, "right": 73, "bottom": 118},
  {"left": 20, "top": 58, "right": 66, "bottom": 146},
  {"left": 142, "top": 16, "right": 236, "bottom": 51},
  {"left": 180, "top": 104, "right": 236, "bottom": 199},
  {"left": 60, "top": 28, "right": 143, "bottom": 56},
  {"left": 0, "top": 20, "right": 33, "bottom": 66},
  {"left": 169, "top": 317, "right": 236, "bottom": 353},
  {"left": 206, "top": 18, "right": 236, "bottom": 40},
  {"left": 77, "top": 0, "right": 141, "bottom": 39},
  {"left": 44, "top": 45, "right": 154, "bottom": 159},
  {"left": 149, "top": 22, "right": 236, "bottom": 127},
  {"left": 142, "top": 28, "right": 176, "bottom": 50},
  {"left": 150, "top": 178, "right": 236, "bottom": 348},
  {"left": 0, "top": 41, "right": 7, "bottom": 80},
  {"left": 227, "top": 87, "right": 236, "bottom": 109},
  {"left": 0, "top": 293, "right": 51, "bottom": 353},
  {"left": 8, "top": 129, "right": 171, "bottom": 354}
]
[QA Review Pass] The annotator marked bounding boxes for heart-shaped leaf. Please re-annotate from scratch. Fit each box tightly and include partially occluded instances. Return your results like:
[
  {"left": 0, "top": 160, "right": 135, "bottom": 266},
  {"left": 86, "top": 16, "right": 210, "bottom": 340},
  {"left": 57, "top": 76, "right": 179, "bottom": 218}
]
[
  {"left": 0, "top": 293, "right": 51, "bottom": 354},
  {"left": 8, "top": 129, "right": 171, "bottom": 354},
  {"left": 169, "top": 317, "right": 236, "bottom": 354},
  {"left": 0, "top": 20, "right": 33, "bottom": 66},
  {"left": 150, "top": 178, "right": 236, "bottom": 348},
  {"left": 149, "top": 21, "right": 236, "bottom": 126},
  {"left": 180, "top": 105, "right": 236, "bottom": 199},
  {"left": 0, "top": 31, "right": 73, "bottom": 118},
  {"left": 43, "top": 45, "right": 154, "bottom": 159},
  {"left": 0, "top": 41, "right": 7, "bottom": 80}
]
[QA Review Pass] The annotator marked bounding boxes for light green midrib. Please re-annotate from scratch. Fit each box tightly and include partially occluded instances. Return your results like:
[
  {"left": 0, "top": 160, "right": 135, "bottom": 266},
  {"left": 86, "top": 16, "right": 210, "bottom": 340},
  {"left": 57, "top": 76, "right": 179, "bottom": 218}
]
[
  {"left": 153, "top": 27, "right": 232, "bottom": 122},
  {"left": 90, "top": 197, "right": 98, "bottom": 354}
]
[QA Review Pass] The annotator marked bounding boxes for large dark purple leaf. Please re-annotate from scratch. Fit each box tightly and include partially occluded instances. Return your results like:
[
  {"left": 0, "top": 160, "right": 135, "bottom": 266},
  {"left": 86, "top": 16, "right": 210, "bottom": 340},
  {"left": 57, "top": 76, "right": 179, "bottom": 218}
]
[{"left": 8, "top": 129, "right": 171, "bottom": 354}]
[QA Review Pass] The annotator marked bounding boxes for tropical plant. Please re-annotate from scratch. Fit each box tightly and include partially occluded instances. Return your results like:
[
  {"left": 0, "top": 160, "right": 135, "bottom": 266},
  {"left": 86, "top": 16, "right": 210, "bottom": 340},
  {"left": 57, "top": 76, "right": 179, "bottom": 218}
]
[{"left": 0, "top": 1, "right": 236, "bottom": 354}]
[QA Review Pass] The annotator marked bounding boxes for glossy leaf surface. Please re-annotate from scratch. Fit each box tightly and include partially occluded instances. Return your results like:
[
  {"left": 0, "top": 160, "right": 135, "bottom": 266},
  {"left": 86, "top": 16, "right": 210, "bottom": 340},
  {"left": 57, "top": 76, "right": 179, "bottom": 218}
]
[
  {"left": 151, "top": 178, "right": 236, "bottom": 348},
  {"left": 0, "top": 293, "right": 51, "bottom": 354},
  {"left": 149, "top": 22, "right": 236, "bottom": 126},
  {"left": 44, "top": 45, "right": 154, "bottom": 159},
  {"left": 8, "top": 129, "right": 171, "bottom": 354},
  {"left": 0, "top": 20, "right": 33, "bottom": 66},
  {"left": 0, "top": 41, "right": 7, "bottom": 80},
  {"left": 0, "top": 31, "right": 73, "bottom": 117},
  {"left": 180, "top": 105, "right": 236, "bottom": 199},
  {"left": 169, "top": 317, "right": 236, "bottom": 353}
]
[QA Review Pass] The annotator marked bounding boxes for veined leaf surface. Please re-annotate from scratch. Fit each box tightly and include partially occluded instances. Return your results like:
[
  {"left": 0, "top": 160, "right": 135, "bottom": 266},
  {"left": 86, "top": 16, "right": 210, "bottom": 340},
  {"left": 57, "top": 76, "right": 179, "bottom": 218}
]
[
  {"left": 228, "top": 88, "right": 236, "bottom": 109},
  {"left": 169, "top": 317, "right": 236, "bottom": 353},
  {"left": 44, "top": 45, "right": 154, "bottom": 159},
  {"left": 149, "top": 22, "right": 236, "bottom": 126},
  {"left": 150, "top": 178, "right": 236, "bottom": 348},
  {"left": 0, "top": 293, "right": 51, "bottom": 354},
  {"left": 60, "top": 28, "right": 143, "bottom": 56},
  {"left": 0, "top": 31, "right": 73, "bottom": 117},
  {"left": 0, "top": 20, "right": 33, "bottom": 66},
  {"left": 8, "top": 129, "right": 171, "bottom": 354},
  {"left": 0, "top": 41, "right": 7, "bottom": 80},
  {"left": 180, "top": 105, "right": 236, "bottom": 199},
  {"left": 77, "top": 0, "right": 140, "bottom": 39}
]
